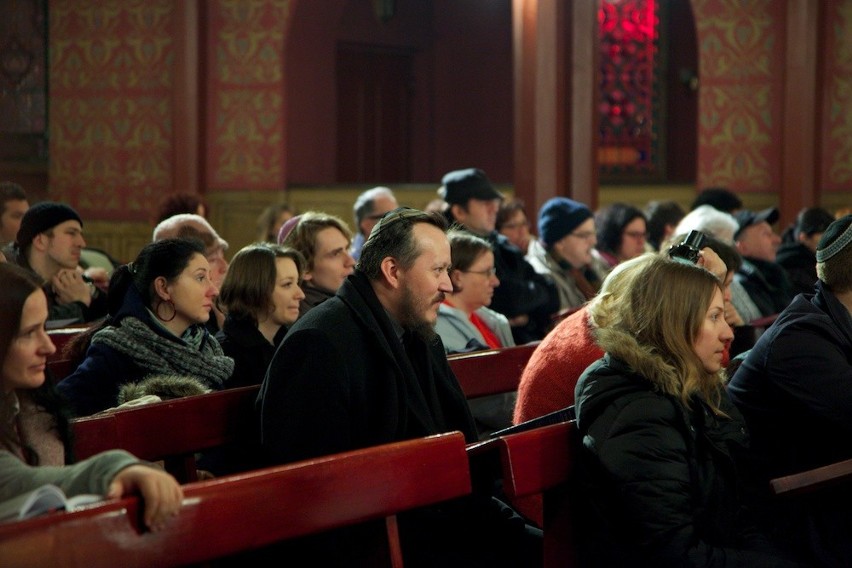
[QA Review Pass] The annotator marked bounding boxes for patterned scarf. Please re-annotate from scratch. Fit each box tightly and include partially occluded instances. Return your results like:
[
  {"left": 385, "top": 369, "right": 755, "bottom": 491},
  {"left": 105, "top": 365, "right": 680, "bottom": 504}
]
[{"left": 91, "top": 317, "right": 234, "bottom": 389}]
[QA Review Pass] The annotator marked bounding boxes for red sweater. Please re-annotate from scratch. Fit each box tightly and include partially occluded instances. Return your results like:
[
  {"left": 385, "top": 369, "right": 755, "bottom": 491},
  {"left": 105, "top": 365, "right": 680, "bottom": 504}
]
[{"left": 514, "top": 307, "right": 603, "bottom": 424}]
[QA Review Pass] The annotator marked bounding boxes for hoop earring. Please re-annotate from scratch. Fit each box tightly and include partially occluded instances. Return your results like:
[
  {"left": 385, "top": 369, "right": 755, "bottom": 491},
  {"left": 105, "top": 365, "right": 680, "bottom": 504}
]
[{"left": 155, "top": 299, "right": 177, "bottom": 322}]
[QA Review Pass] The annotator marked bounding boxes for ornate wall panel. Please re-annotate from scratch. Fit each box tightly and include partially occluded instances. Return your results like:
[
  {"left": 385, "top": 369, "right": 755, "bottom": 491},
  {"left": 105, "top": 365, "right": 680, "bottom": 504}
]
[
  {"left": 822, "top": 0, "right": 852, "bottom": 192},
  {"left": 49, "top": 0, "right": 174, "bottom": 221},
  {"left": 692, "top": 0, "right": 783, "bottom": 192},
  {"left": 206, "top": 0, "right": 288, "bottom": 190}
]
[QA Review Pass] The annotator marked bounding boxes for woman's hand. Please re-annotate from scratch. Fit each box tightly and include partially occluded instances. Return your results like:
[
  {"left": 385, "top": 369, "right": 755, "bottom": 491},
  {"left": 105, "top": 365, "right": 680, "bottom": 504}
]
[{"left": 107, "top": 465, "right": 183, "bottom": 531}]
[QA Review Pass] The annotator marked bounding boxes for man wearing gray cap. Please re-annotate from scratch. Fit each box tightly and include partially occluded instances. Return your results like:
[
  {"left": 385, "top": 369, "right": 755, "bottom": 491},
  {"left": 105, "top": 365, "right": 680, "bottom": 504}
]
[
  {"left": 728, "top": 214, "right": 852, "bottom": 567},
  {"left": 440, "top": 168, "right": 559, "bottom": 343},
  {"left": 733, "top": 207, "right": 794, "bottom": 318},
  {"left": 10, "top": 201, "right": 108, "bottom": 324}
]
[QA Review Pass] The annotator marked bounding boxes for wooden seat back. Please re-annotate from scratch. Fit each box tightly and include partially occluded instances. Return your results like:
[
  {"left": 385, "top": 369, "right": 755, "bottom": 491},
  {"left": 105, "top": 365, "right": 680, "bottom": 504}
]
[
  {"left": 0, "top": 431, "right": 472, "bottom": 568},
  {"left": 468, "top": 420, "right": 576, "bottom": 567},
  {"left": 448, "top": 341, "right": 540, "bottom": 398},
  {"left": 46, "top": 326, "right": 89, "bottom": 382},
  {"left": 72, "top": 385, "right": 260, "bottom": 482}
]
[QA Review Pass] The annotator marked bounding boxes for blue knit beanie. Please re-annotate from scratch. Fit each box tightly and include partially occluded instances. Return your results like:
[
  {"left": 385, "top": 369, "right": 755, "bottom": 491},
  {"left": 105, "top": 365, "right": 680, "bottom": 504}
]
[{"left": 538, "top": 197, "right": 593, "bottom": 248}]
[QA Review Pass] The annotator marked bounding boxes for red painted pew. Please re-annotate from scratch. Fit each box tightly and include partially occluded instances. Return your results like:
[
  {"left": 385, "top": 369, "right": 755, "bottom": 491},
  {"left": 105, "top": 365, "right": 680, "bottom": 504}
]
[
  {"left": 0, "top": 431, "right": 472, "bottom": 568},
  {"left": 447, "top": 341, "right": 540, "bottom": 398}
]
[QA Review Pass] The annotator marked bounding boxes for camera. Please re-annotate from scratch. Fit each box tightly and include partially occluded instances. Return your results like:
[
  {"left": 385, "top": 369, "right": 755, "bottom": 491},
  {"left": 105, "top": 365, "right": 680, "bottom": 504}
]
[{"left": 668, "top": 229, "right": 706, "bottom": 264}]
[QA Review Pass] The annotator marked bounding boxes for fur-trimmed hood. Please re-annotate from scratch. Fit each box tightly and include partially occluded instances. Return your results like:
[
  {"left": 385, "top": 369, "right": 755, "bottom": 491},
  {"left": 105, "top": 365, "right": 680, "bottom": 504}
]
[{"left": 593, "top": 324, "right": 684, "bottom": 398}]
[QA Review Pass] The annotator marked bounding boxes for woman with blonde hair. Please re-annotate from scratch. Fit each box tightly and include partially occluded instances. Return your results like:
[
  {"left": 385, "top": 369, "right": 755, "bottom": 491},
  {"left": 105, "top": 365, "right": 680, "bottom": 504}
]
[{"left": 574, "top": 255, "right": 799, "bottom": 566}]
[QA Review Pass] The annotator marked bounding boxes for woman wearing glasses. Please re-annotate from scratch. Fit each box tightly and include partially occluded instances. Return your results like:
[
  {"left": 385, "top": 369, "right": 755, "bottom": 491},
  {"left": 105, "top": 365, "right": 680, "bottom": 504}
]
[
  {"left": 593, "top": 201, "right": 649, "bottom": 271},
  {"left": 436, "top": 230, "right": 515, "bottom": 437}
]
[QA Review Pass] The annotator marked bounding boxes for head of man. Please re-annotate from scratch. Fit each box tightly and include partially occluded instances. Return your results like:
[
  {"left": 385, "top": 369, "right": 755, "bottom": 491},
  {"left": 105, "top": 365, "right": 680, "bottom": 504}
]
[
  {"left": 353, "top": 187, "right": 398, "bottom": 239},
  {"left": 816, "top": 214, "right": 852, "bottom": 296},
  {"left": 16, "top": 202, "right": 85, "bottom": 278},
  {"left": 280, "top": 211, "right": 355, "bottom": 293},
  {"left": 538, "top": 197, "right": 596, "bottom": 268},
  {"left": 794, "top": 207, "right": 835, "bottom": 254},
  {"left": 152, "top": 213, "right": 229, "bottom": 288},
  {"left": 734, "top": 208, "right": 780, "bottom": 262},
  {"left": 439, "top": 168, "right": 503, "bottom": 236},
  {"left": 359, "top": 208, "right": 453, "bottom": 341},
  {"left": 0, "top": 182, "right": 28, "bottom": 245}
]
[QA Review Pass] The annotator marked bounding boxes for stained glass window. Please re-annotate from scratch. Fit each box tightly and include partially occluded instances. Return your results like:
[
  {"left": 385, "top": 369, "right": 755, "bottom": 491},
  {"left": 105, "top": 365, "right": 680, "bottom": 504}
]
[{"left": 598, "top": 0, "right": 661, "bottom": 178}]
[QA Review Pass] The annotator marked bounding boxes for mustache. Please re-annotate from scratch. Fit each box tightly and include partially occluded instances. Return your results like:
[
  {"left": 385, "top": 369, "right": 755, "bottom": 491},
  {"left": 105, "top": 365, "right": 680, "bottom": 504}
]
[{"left": 433, "top": 292, "right": 445, "bottom": 304}]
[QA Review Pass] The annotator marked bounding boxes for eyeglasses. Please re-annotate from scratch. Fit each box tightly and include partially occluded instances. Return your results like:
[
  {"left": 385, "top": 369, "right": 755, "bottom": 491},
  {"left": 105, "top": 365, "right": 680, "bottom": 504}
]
[
  {"left": 568, "top": 231, "right": 596, "bottom": 240},
  {"left": 463, "top": 267, "right": 497, "bottom": 277},
  {"left": 501, "top": 221, "right": 529, "bottom": 231},
  {"left": 623, "top": 230, "right": 647, "bottom": 240}
]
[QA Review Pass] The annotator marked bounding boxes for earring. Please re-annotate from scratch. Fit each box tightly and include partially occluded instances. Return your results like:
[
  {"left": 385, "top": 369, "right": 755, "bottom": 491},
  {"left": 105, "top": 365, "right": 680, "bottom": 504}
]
[{"left": 155, "top": 299, "right": 177, "bottom": 322}]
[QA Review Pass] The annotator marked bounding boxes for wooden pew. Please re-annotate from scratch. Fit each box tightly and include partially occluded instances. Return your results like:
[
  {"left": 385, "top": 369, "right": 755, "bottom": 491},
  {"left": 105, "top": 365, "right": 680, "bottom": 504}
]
[
  {"left": 448, "top": 341, "right": 540, "bottom": 398},
  {"left": 72, "top": 385, "right": 260, "bottom": 483},
  {"left": 770, "top": 457, "right": 852, "bottom": 497},
  {"left": 0, "top": 431, "right": 472, "bottom": 568},
  {"left": 46, "top": 326, "right": 89, "bottom": 383},
  {"left": 468, "top": 420, "right": 576, "bottom": 567}
]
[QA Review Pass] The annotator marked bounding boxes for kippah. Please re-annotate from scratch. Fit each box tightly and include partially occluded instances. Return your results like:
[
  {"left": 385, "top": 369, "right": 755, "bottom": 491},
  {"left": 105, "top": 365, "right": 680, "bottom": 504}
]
[{"left": 816, "top": 214, "right": 852, "bottom": 262}]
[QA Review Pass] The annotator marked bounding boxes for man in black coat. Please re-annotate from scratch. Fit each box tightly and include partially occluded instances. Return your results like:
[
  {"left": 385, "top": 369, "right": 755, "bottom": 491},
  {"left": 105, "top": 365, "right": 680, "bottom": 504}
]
[
  {"left": 439, "top": 168, "right": 559, "bottom": 343},
  {"left": 729, "top": 214, "right": 852, "bottom": 567},
  {"left": 258, "top": 207, "right": 540, "bottom": 567}
]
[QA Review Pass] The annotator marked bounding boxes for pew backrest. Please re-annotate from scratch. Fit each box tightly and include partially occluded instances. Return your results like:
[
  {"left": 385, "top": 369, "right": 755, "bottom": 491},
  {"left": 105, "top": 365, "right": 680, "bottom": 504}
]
[
  {"left": 448, "top": 341, "right": 540, "bottom": 398},
  {"left": 0, "top": 431, "right": 472, "bottom": 568},
  {"left": 72, "top": 385, "right": 260, "bottom": 482}
]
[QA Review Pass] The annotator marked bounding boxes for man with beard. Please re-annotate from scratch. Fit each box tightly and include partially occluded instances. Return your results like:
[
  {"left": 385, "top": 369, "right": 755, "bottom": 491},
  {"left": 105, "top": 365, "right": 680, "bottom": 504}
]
[{"left": 257, "top": 207, "right": 540, "bottom": 567}]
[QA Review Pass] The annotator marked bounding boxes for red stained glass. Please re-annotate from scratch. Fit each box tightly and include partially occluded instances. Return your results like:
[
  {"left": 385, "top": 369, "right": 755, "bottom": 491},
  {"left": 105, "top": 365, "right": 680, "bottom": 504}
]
[{"left": 598, "top": 0, "right": 659, "bottom": 175}]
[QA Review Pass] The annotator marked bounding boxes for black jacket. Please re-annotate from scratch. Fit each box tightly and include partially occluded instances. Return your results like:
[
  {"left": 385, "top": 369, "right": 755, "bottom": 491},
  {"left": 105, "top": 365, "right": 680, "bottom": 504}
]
[
  {"left": 256, "top": 270, "right": 539, "bottom": 567},
  {"left": 735, "top": 257, "right": 795, "bottom": 318},
  {"left": 575, "top": 351, "right": 797, "bottom": 567},
  {"left": 487, "top": 232, "right": 559, "bottom": 343},
  {"left": 216, "top": 315, "right": 286, "bottom": 388},
  {"left": 775, "top": 242, "right": 818, "bottom": 296}
]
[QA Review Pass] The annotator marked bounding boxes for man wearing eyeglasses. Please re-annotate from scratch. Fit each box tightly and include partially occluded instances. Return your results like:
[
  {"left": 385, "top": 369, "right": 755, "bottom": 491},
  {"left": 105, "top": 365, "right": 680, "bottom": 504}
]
[
  {"left": 258, "top": 207, "right": 541, "bottom": 566},
  {"left": 526, "top": 197, "right": 608, "bottom": 313},
  {"left": 439, "top": 168, "right": 559, "bottom": 344}
]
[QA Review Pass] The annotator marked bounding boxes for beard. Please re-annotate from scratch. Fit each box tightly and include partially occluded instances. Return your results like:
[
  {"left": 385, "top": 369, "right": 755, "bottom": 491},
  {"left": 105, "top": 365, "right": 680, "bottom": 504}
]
[{"left": 398, "top": 285, "right": 444, "bottom": 342}]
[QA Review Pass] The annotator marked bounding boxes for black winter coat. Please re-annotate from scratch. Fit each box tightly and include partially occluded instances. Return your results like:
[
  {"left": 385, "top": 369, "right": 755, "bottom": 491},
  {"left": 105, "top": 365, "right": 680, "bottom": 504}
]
[{"left": 574, "top": 354, "right": 798, "bottom": 567}]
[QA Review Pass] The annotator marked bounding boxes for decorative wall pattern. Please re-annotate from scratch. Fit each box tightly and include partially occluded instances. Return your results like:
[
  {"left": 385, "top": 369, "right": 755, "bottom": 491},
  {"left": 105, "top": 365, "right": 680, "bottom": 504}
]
[
  {"left": 692, "top": 0, "right": 782, "bottom": 192},
  {"left": 823, "top": 0, "right": 852, "bottom": 191},
  {"left": 49, "top": 0, "right": 174, "bottom": 221},
  {"left": 206, "top": 0, "right": 288, "bottom": 189}
]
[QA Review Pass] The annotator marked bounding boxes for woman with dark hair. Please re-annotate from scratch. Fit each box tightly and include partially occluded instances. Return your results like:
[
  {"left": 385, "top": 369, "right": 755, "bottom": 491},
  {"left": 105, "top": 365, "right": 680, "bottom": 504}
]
[
  {"left": 593, "top": 202, "right": 648, "bottom": 270},
  {"left": 57, "top": 239, "right": 234, "bottom": 416},
  {"left": 216, "top": 243, "right": 305, "bottom": 387},
  {"left": 574, "top": 255, "right": 799, "bottom": 566},
  {"left": 0, "top": 263, "right": 182, "bottom": 531}
]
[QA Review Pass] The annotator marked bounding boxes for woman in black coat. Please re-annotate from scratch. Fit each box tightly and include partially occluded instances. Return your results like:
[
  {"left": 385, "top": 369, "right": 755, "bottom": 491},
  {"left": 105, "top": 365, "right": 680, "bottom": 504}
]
[
  {"left": 216, "top": 243, "right": 305, "bottom": 387},
  {"left": 574, "top": 254, "right": 802, "bottom": 567}
]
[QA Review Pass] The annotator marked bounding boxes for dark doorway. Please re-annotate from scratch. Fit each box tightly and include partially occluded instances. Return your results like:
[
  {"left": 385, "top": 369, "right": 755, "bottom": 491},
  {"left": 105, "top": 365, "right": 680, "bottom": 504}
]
[{"left": 336, "top": 44, "right": 414, "bottom": 183}]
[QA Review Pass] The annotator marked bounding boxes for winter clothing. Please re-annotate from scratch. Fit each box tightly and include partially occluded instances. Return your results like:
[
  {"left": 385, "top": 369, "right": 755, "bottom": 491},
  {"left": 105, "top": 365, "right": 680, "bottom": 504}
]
[
  {"left": 0, "top": 449, "right": 140, "bottom": 504},
  {"left": 514, "top": 307, "right": 602, "bottom": 424},
  {"left": 776, "top": 242, "right": 818, "bottom": 296},
  {"left": 537, "top": 197, "right": 593, "bottom": 248},
  {"left": 488, "top": 232, "right": 560, "bottom": 344},
  {"left": 574, "top": 323, "right": 799, "bottom": 567},
  {"left": 298, "top": 281, "right": 335, "bottom": 318},
  {"left": 435, "top": 303, "right": 514, "bottom": 353},
  {"left": 735, "top": 257, "right": 795, "bottom": 318},
  {"left": 257, "top": 270, "right": 541, "bottom": 567},
  {"left": 14, "top": 202, "right": 83, "bottom": 250},
  {"left": 525, "top": 239, "right": 603, "bottom": 312},
  {"left": 729, "top": 281, "right": 852, "bottom": 567},
  {"left": 436, "top": 302, "right": 516, "bottom": 435},
  {"left": 439, "top": 168, "right": 504, "bottom": 204},
  {"left": 216, "top": 315, "right": 287, "bottom": 388},
  {"left": 57, "top": 285, "right": 232, "bottom": 417}
]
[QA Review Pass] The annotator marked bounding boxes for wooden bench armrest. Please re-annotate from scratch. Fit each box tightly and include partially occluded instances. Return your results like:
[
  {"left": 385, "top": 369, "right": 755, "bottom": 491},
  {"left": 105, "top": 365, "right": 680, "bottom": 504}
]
[{"left": 770, "top": 458, "right": 852, "bottom": 497}]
